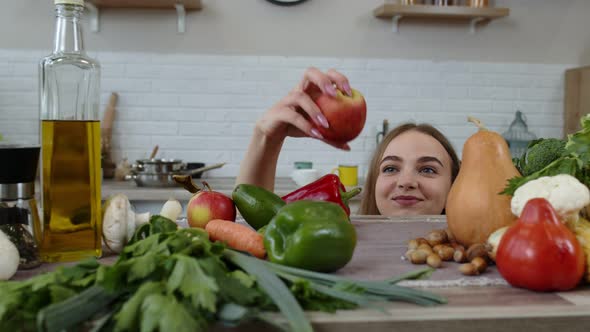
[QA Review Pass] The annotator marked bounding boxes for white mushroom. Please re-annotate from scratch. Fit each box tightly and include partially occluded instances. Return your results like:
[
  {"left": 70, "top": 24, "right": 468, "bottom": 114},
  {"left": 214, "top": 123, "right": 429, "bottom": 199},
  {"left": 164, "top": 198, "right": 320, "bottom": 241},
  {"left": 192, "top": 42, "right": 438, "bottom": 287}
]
[
  {"left": 0, "top": 229, "right": 20, "bottom": 280},
  {"left": 102, "top": 194, "right": 152, "bottom": 253}
]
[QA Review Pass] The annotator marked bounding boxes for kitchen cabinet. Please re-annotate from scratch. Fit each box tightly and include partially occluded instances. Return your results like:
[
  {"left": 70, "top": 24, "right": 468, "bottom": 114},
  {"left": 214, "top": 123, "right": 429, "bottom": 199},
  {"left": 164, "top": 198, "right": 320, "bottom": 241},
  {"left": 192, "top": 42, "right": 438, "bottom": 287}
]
[
  {"left": 564, "top": 66, "right": 590, "bottom": 136},
  {"left": 85, "top": 0, "right": 203, "bottom": 33},
  {"left": 373, "top": 3, "right": 509, "bottom": 33}
]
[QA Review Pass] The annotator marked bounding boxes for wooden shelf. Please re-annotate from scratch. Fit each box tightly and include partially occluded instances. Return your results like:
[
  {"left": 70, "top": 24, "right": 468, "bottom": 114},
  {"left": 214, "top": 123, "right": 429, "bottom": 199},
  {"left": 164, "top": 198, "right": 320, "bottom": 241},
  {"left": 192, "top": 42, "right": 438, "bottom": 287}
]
[
  {"left": 85, "top": 0, "right": 203, "bottom": 33},
  {"left": 373, "top": 4, "right": 509, "bottom": 33},
  {"left": 88, "top": 0, "right": 202, "bottom": 10}
]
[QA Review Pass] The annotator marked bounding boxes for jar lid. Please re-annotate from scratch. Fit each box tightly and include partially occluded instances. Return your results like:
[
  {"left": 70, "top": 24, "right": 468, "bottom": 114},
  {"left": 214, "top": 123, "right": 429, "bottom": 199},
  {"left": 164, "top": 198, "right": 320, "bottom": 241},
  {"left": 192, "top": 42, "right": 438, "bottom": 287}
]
[
  {"left": 0, "top": 145, "right": 40, "bottom": 184},
  {"left": 55, "top": 0, "right": 84, "bottom": 6}
]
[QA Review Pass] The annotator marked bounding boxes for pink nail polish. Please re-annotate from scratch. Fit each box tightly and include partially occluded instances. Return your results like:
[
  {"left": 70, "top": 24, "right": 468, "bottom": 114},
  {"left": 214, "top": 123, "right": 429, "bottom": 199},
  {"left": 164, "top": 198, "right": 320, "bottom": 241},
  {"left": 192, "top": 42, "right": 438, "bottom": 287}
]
[
  {"left": 316, "top": 114, "right": 330, "bottom": 128},
  {"left": 311, "top": 128, "right": 324, "bottom": 139},
  {"left": 343, "top": 83, "right": 352, "bottom": 96},
  {"left": 325, "top": 84, "right": 337, "bottom": 97}
]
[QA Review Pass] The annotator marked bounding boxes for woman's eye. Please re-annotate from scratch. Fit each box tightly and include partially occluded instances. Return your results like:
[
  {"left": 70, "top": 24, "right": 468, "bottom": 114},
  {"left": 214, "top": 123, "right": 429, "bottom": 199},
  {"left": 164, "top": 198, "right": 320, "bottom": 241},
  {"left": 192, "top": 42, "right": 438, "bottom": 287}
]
[
  {"left": 382, "top": 165, "right": 398, "bottom": 173},
  {"left": 420, "top": 166, "right": 437, "bottom": 174}
]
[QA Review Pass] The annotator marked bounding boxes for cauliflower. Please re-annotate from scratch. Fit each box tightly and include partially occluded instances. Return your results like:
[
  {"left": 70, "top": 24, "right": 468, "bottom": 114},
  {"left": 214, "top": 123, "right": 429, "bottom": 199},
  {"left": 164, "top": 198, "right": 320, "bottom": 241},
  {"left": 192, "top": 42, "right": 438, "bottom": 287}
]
[{"left": 510, "top": 174, "right": 590, "bottom": 223}]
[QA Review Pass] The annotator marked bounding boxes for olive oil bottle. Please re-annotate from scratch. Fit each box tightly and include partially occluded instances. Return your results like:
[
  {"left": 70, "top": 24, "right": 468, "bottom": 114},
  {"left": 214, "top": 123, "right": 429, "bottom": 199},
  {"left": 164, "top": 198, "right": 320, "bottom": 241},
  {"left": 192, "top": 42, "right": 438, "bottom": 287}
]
[{"left": 40, "top": 0, "right": 102, "bottom": 262}]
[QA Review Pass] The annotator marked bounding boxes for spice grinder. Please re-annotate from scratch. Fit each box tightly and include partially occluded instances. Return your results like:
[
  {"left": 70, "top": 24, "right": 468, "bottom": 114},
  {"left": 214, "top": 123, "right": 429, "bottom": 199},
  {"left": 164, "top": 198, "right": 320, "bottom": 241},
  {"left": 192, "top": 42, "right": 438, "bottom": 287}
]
[{"left": 0, "top": 144, "right": 42, "bottom": 269}]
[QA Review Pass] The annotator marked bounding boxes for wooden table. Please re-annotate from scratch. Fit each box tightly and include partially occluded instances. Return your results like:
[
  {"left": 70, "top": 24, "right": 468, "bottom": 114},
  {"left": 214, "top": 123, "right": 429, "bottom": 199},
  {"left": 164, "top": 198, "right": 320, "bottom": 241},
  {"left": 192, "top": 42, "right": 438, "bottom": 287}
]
[
  {"left": 14, "top": 216, "right": 590, "bottom": 332},
  {"left": 311, "top": 216, "right": 590, "bottom": 332}
]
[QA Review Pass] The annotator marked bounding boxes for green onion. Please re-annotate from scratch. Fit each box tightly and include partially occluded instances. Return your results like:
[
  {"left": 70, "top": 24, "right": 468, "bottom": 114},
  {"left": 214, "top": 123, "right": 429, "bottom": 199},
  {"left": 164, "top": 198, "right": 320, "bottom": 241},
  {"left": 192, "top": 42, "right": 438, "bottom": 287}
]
[
  {"left": 262, "top": 259, "right": 446, "bottom": 306},
  {"left": 385, "top": 267, "right": 434, "bottom": 284},
  {"left": 36, "top": 286, "right": 121, "bottom": 332},
  {"left": 274, "top": 270, "right": 380, "bottom": 309},
  {"left": 223, "top": 250, "right": 313, "bottom": 332}
]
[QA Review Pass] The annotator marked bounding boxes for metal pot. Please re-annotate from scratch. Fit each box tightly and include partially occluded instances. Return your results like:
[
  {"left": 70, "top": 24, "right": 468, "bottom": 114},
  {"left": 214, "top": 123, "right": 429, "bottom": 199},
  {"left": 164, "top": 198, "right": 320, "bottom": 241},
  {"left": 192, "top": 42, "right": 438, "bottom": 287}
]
[
  {"left": 126, "top": 162, "right": 226, "bottom": 187},
  {"left": 134, "top": 158, "right": 186, "bottom": 173},
  {"left": 126, "top": 172, "right": 179, "bottom": 187}
]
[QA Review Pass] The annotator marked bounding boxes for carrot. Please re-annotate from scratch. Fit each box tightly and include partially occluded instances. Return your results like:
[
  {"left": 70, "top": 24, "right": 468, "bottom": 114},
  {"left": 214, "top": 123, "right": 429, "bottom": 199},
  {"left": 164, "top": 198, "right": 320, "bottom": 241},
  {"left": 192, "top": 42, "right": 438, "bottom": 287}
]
[{"left": 205, "top": 219, "right": 266, "bottom": 259}]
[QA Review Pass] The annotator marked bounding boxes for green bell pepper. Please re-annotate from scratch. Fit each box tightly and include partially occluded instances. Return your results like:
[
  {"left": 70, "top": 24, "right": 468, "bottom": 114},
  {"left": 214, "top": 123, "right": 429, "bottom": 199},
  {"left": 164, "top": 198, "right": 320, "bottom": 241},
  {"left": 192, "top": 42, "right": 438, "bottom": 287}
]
[{"left": 263, "top": 200, "right": 356, "bottom": 272}]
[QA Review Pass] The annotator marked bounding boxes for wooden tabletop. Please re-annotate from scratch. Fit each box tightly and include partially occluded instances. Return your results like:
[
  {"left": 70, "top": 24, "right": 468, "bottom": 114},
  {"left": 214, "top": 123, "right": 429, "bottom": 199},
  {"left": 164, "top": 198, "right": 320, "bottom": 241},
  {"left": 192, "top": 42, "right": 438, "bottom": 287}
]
[
  {"left": 234, "top": 216, "right": 590, "bottom": 332},
  {"left": 13, "top": 216, "right": 590, "bottom": 332},
  {"left": 317, "top": 217, "right": 590, "bottom": 332}
]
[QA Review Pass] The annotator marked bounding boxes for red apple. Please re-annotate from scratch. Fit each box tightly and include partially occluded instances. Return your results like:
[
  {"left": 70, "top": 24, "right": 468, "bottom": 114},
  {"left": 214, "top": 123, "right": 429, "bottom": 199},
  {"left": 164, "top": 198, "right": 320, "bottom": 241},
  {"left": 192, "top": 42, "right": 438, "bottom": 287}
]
[
  {"left": 306, "top": 84, "right": 367, "bottom": 144},
  {"left": 187, "top": 184, "right": 236, "bottom": 228}
]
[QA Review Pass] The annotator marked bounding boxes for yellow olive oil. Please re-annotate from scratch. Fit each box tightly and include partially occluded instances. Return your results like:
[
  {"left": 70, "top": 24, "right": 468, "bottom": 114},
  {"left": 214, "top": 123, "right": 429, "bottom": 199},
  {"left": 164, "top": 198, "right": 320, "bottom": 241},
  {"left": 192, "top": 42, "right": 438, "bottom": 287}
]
[{"left": 41, "top": 120, "right": 102, "bottom": 262}]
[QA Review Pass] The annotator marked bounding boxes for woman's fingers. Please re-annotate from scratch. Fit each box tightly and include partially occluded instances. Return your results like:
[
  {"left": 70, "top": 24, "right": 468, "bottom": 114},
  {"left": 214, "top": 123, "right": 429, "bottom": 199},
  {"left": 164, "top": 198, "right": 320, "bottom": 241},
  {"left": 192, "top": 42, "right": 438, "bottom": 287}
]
[
  {"left": 299, "top": 67, "right": 338, "bottom": 97},
  {"left": 258, "top": 67, "right": 353, "bottom": 151},
  {"left": 326, "top": 68, "right": 352, "bottom": 96},
  {"left": 279, "top": 105, "right": 321, "bottom": 139},
  {"left": 299, "top": 67, "right": 353, "bottom": 97},
  {"left": 283, "top": 89, "right": 329, "bottom": 129},
  {"left": 282, "top": 108, "right": 351, "bottom": 150},
  {"left": 262, "top": 103, "right": 350, "bottom": 151}
]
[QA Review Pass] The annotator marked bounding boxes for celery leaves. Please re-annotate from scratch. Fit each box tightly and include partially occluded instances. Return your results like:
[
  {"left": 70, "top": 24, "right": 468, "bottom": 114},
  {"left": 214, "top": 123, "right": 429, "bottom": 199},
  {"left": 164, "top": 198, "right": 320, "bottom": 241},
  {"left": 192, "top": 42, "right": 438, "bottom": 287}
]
[{"left": 166, "top": 255, "right": 218, "bottom": 313}]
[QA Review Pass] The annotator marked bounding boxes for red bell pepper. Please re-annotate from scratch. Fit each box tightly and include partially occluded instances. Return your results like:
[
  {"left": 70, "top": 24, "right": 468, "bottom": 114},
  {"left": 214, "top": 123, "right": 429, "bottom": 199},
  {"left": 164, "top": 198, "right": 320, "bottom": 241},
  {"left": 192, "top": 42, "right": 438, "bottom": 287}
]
[{"left": 282, "top": 174, "right": 361, "bottom": 216}]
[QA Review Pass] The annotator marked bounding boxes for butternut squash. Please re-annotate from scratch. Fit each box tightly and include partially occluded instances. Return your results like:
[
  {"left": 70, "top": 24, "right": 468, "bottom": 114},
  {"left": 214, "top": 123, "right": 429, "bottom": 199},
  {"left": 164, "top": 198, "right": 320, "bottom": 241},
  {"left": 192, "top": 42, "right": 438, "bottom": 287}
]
[{"left": 445, "top": 117, "right": 520, "bottom": 247}]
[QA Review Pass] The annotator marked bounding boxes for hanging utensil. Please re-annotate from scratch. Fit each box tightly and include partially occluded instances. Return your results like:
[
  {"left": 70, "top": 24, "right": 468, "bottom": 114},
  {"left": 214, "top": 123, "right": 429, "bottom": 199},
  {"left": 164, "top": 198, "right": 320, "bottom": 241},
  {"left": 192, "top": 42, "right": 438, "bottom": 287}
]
[
  {"left": 180, "top": 162, "right": 226, "bottom": 178},
  {"left": 101, "top": 92, "right": 118, "bottom": 179},
  {"left": 375, "top": 119, "right": 389, "bottom": 145},
  {"left": 149, "top": 145, "right": 159, "bottom": 160}
]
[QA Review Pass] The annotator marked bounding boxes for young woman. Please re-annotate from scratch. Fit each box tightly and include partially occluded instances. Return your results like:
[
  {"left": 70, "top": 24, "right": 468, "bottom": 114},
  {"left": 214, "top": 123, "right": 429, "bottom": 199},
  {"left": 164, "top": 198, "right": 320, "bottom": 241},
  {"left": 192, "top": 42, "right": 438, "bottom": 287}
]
[
  {"left": 237, "top": 67, "right": 460, "bottom": 216},
  {"left": 359, "top": 123, "right": 460, "bottom": 215}
]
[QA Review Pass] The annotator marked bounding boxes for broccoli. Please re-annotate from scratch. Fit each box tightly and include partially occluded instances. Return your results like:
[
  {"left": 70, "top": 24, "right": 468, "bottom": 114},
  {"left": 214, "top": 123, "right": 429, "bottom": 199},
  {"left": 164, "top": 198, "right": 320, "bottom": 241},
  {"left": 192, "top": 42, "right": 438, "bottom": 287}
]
[
  {"left": 515, "top": 138, "right": 567, "bottom": 176},
  {"left": 503, "top": 114, "right": 590, "bottom": 196}
]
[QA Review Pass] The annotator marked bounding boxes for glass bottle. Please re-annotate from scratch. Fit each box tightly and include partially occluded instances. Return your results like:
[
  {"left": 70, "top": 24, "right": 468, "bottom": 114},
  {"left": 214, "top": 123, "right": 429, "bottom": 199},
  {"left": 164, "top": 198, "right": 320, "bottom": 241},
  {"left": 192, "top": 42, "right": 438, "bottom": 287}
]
[{"left": 39, "top": 0, "right": 102, "bottom": 262}]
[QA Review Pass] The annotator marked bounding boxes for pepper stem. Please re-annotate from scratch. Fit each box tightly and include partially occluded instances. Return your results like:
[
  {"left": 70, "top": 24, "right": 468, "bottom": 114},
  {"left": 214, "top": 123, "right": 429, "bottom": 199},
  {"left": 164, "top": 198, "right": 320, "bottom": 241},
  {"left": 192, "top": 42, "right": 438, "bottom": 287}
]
[{"left": 340, "top": 187, "right": 362, "bottom": 204}]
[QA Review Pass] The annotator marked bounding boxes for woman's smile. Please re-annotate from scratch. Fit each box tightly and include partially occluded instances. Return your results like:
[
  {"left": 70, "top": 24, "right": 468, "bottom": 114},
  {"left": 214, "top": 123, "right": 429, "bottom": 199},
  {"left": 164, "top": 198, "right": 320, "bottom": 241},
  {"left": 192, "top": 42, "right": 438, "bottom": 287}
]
[{"left": 393, "top": 195, "right": 423, "bottom": 207}]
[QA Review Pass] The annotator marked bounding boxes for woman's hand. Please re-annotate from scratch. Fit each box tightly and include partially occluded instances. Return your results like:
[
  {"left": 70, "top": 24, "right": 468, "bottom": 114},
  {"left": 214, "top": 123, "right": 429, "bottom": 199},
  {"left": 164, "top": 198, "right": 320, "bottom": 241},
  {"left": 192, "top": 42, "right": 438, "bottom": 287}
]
[
  {"left": 237, "top": 67, "right": 354, "bottom": 190},
  {"left": 255, "top": 67, "right": 353, "bottom": 150}
]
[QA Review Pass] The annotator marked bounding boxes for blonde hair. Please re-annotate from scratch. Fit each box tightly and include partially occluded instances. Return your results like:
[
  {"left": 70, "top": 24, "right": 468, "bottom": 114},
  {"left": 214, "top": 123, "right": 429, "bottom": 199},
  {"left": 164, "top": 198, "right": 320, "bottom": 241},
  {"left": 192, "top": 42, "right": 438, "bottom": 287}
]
[{"left": 358, "top": 123, "right": 460, "bottom": 215}]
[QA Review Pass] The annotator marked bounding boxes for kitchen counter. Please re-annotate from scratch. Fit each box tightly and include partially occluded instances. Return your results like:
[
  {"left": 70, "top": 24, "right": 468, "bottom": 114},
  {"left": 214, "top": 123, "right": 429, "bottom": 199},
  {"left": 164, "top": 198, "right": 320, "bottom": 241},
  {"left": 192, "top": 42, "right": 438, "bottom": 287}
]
[
  {"left": 102, "top": 177, "right": 310, "bottom": 201},
  {"left": 13, "top": 216, "right": 590, "bottom": 331},
  {"left": 102, "top": 177, "right": 364, "bottom": 214}
]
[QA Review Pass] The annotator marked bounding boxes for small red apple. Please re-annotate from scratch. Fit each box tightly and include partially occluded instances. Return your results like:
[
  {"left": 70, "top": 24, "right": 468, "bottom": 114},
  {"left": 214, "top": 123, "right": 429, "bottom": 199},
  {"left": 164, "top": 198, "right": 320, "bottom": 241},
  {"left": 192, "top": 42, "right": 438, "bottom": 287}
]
[
  {"left": 306, "top": 84, "right": 367, "bottom": 144},
  {"left": 186, "top": 182, "right": 236, "bottom": 228}
]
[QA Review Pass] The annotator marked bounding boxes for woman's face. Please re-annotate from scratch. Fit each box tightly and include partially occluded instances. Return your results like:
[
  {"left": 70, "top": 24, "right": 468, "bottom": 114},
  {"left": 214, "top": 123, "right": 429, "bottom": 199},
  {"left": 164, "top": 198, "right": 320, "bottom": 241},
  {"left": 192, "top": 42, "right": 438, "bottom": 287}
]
[{"left": 375, "top": 130, "right": 454, "bottom": 216}]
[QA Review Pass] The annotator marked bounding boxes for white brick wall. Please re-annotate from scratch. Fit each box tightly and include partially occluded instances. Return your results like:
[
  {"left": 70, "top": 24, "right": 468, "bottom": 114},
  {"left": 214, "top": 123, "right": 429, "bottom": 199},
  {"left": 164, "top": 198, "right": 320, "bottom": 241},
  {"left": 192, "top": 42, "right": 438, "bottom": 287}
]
[{"left": 0, "top": 49, "right": 571, "bottom": 178}]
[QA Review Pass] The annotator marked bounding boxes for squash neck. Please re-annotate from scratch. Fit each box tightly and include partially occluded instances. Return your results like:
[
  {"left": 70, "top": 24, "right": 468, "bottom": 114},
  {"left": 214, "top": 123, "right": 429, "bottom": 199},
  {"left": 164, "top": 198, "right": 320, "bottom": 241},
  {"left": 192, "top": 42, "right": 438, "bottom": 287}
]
[{"left": 468, "top": 116, "right": 488, "bottom": 131}]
